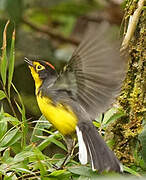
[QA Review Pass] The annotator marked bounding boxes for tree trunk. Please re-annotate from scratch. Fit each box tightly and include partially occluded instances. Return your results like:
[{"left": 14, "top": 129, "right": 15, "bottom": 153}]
[{"left": 106, "top": 0, "right": 145, "bottom": 166}]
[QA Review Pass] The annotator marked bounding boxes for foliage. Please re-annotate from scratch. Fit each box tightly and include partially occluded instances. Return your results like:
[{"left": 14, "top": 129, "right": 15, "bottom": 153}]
[{"left": 139, "top": 123, "right": 146, "bottom": 165}]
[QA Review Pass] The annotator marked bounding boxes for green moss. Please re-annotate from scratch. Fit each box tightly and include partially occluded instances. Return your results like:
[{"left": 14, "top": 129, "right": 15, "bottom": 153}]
[{"left": 105, "top": 4, "right": 145, "bottom": 166}]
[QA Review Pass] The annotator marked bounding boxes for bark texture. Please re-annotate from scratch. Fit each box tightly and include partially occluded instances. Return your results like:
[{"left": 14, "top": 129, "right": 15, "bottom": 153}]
[{"left": 105, "top": 0, "right": 145, "bottom": 165}]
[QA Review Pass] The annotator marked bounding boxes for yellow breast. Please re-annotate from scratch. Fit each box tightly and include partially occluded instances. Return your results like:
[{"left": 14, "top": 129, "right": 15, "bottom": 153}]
[{"left": 37, "top": 94, "right": 78, "bottom": 135}]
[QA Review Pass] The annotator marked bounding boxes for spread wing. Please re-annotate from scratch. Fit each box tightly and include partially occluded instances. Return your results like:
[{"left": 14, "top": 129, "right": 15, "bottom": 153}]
[{"left": 53, "top": 22, "right": 126, "bottom": 119}]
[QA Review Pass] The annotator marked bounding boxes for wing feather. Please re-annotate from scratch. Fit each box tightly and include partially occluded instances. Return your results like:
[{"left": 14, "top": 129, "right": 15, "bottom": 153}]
[{"left": 54, "top": 22, "right": 126, "bottom": 119}]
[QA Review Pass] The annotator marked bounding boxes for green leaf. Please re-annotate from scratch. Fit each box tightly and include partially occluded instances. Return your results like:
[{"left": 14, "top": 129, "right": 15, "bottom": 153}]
[
  {"left": 0, "top": 128, "right": 21, "bottom": 151},
  {"left": 8, "top": 29, "right": 15, "bottom": 96},
  {"left": 11, "top": 83, "right": 26, "bottom": 118},
  {"left": 104, "top": 111, "right": 125, "bottom": 125},
  {"left": 13, "top": 168, "right": 35, "bottom": 175},
  {"left": 31, "top": 115, "right": 52, "bottom": 142},
  {"left": 0, "top": 117, "right": 7, "bottom": 140},
  {"left": 33, "top": 147, "right": 46, "bottom": 161},
  {"left": 0, "top": 90, "right": 6, "bottom": 100},
  {"left": 14, "top": 100, "right": 23, "bottom": 114},
  {"left": 0, "top": 21, "right": 9, "bottom": 86},
  {"left": 48, "top": 169, "right": 66, "bottom": 177},
  {"left": 123, "top": 165, "right": 141, "bottom": 177},
  {"left": 68, "top": 166, "right": 98, "bottom": 177},
  {"left": 6, "top": 131, "right": 21, "bottom": 147},
  {"left": 0, "top": 48, "right": 7, "bottom": 86},
  {"left": 52, "top": 153, "right": 65, "bottom": 159},
  {"left": 139, "top": 124, "right": 146, "bottom": 164},
  {"left": 10, "top": 161, "right": 29, "bottom": 172},
  {"left": 38, "top": 160, "right": 47, "bottom": 177},
  {"left": 0, "top": 116, "right": 20, "bottom": 126},
  {"left": 1, "top": 148, "right": 11, "bottom": 163},
  {"left": 47, "top": 170, "right": 71, "bottom": 180},
  {"left": 38, "top": 131, "right": 59, "bottom": 151},
  {"left": 12, "top": 83, "right": 27, "bottom": 148},
  {"left": 49, "top": 137, "right": 67, "bottom": 151},
  {"left": 13, "top": 151, "right": 35, "bottom": 162},
  {"left": 11, "top": 142, "right": 21, "bottom": 154}
]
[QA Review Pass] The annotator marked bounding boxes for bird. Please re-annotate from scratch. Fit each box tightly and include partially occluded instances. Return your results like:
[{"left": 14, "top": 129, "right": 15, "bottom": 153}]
[{"left": 25, "top": 22, "right": 126, "bottom": 173}]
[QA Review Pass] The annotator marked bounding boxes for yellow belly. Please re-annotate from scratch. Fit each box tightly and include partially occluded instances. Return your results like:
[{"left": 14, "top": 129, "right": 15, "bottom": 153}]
[{"left": 37, "top": 94, "right": 78, "bottom": 135}]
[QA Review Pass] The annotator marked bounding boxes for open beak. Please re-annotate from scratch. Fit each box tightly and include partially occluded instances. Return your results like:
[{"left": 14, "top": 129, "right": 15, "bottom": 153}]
[{"left": 24, "top": 57, "right": 33, "bottom": 67}]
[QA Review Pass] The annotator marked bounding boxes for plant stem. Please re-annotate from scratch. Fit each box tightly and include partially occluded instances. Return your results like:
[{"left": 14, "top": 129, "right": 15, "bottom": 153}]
[{"left": 0, "top": 80, "right": 17, "bottom": 118}]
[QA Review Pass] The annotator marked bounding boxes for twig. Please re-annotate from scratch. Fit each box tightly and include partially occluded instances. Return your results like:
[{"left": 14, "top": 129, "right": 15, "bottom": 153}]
[
  {"left": 121, "top": 0, "right": 144, "bottom": 51},
  {"left": 22, "top": 18, "right": 80, "bottom": 46},
  {"left": 17, "top": 170, "right": 40, "bottom": 180}
]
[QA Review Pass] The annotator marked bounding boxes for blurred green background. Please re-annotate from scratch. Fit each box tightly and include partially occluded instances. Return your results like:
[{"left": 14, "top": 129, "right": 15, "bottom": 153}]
[{"left": 0, "top": 0, "right": 124, "bottom": 117}]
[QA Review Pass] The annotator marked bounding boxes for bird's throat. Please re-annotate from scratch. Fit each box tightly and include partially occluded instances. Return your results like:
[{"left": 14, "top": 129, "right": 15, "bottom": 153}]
[{"left": 29, "top": 66, "right": 43, "bottom": 94}]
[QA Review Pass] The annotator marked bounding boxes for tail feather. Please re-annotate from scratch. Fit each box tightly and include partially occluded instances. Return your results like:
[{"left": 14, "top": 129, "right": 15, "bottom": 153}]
[
  {"left": 76, "top": 122, "right": 122, "bottom": 173},
  {"left": 76, "top": 126, "right": 88, "bottom": 165}
]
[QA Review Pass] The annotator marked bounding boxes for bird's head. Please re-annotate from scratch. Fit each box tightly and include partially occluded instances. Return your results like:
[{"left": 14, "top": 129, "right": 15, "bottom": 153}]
[{"left": 24, "top": 58, "right": 57, "bottom": 89}]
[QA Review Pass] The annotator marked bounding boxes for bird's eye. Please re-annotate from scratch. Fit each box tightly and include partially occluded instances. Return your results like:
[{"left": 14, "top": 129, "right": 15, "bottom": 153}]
[{"left": 36, "top": 65, "right": 44, "bottom": 71}]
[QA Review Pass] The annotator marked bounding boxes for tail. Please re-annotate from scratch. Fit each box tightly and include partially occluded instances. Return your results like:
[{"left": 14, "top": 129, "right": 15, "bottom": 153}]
[{"left": 76, "top": 122, "right": 122, "bottom": 173}]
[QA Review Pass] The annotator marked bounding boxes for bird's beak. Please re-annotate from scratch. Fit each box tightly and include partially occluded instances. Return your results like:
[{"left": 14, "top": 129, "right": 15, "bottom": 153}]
[{"left": 24, "top": 57, "right": 33, "bottom": 67}]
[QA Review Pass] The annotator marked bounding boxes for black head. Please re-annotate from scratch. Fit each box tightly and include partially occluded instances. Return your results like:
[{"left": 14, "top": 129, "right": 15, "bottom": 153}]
[{"left": 24, "top": 58, "right": 57, "bottom": 81}]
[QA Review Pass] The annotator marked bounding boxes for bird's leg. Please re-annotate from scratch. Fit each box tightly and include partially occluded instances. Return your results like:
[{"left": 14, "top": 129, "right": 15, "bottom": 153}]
[
  {"left": 60, "top": 135, "right": 76, "bottom": 169},
  {"left": 99, "top": 113, "right": 105, "bottom": 135},
  {"left": 101, "top": 113, "right": 105, "bottom": 123}
]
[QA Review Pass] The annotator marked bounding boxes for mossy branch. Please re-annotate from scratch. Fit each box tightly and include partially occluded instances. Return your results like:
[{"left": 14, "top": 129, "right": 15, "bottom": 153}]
[{"left": 121, "top": 0, "right": 144, "bottom": 51}]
